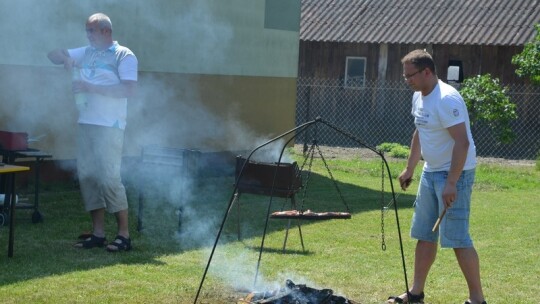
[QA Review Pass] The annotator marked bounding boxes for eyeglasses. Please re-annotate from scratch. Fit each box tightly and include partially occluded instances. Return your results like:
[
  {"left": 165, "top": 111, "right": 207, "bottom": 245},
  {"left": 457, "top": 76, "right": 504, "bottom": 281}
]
[{"left": 403, "top": 68, "right": 425, "bottom": 80}]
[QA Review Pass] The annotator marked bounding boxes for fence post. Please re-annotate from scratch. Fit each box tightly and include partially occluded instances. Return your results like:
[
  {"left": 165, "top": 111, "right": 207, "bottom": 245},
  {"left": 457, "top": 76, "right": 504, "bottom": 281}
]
[{"left": 303, "top": 84, "right": 311, "bottom": 154}]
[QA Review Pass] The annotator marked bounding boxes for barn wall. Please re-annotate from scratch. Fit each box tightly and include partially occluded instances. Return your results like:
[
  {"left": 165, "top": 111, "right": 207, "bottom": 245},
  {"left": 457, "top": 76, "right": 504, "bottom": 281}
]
[{"left": 299, "top": 41, "right": 528, "bottom": 84}]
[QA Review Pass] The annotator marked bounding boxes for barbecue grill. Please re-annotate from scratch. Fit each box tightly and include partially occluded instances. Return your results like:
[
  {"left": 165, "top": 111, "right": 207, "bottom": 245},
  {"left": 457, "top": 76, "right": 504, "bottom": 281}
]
[
  {"left": 235, "top": 156, "right": 302, "bottom": 198},
  {"left": 137, "top": 145, "right": 200, "bottom": 232},
  {"left": 231, "top": 156, "right": 305, "bottom": 251},
  {"left": 194, "top": 117, "right": 410, "bottom": 304}
]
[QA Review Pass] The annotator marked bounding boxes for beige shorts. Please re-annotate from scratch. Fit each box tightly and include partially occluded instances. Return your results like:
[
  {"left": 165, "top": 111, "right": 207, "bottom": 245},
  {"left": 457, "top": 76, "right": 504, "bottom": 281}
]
[{"left": 77, "top": 124, "right": 128, "bottom": 213}]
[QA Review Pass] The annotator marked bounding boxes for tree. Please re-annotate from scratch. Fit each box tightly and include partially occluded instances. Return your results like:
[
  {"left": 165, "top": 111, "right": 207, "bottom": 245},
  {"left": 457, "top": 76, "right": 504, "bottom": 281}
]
[
  {"left": 512, "top": 24, "right": 540, "bottom": 84},
  {"left": 459, "top": 74, "right": 518, "bottom": 143}
]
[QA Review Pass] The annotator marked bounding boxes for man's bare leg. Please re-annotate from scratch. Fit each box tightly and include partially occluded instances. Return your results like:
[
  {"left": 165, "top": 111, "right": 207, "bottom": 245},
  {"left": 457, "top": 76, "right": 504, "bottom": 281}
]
[
  {"left": 388, "top": 240, "right": 437, "bottom": 303},
  {"left": 91, "top": 208, "right": 106, "bottom": 238},
  {"left": 114, "top": 209, "right": 130, "bottom": 238},
  {"left": 455, "top": 247, "right": 485, "bottom": 304}
]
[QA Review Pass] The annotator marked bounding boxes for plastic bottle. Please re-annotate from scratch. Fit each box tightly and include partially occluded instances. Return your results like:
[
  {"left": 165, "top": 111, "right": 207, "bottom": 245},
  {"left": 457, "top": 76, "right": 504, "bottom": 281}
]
[
  {"left": 0, "top": 194, "right": 18, "bottom": 205},
  {"left": 72, "top": 67, "right": 86, "bottom": 111}
]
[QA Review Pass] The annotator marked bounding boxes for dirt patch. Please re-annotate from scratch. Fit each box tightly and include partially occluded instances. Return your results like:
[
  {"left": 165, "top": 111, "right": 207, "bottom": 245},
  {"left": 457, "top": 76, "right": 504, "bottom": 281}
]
[
  {"left": 293, "top": 144, "right": 377, "bottom": 160},
  {"left": 293, "top": 144, "right": 536, "bottom": 167}
]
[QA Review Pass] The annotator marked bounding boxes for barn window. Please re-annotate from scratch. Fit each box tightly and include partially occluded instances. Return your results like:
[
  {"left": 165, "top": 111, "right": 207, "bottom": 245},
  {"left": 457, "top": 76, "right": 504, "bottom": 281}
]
[
  {"left": 447, "top": 60, "right": 464, "bottom": 83},
  {"left": 344, "top": 57, "right": 366, "bottom": 88}
]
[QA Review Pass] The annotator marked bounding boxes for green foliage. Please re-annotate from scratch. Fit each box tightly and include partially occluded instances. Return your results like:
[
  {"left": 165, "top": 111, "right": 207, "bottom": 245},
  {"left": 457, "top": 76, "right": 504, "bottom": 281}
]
[
  {"left": 389, "top": 145, "right": 410, "bottom": 158},
  {"left": 459, "top": 74, "right": 518, "bottom": 143},
  {"left": 512, "top": 24, "right": 540, "bottom": 84},
  {"left": 376, "top": 142, "right": 401, "bottom": 152},
  {"left": 376, "top": 142, "right": 410, "bottom": 158}
]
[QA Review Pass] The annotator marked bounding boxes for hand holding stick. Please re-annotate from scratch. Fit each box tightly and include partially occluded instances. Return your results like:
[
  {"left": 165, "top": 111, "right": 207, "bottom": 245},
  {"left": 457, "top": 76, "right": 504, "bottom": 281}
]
[
  {"left": 400, "top": 177, "right": 412, "bottom": 191},
  {"left": 432, "top": 208, "right": 447, "bottom": 232}
]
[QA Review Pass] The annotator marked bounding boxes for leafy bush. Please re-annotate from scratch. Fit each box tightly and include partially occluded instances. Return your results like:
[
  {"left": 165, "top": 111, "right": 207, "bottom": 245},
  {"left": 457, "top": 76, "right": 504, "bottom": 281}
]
[
  {"left": 376, "top": 142, "right": 409, "bottom": 159},
  {"left": 376, "top": 142, "right": 400, "bottom": 152},
  {"left": 512, "top": 24, "right": 540, "bottom": 84},
  {"left": 459, "top": 74, "right": 518, "bottom": 143},
  {"left": 389, "top": 145, "right": 410, "bottom": 158}
]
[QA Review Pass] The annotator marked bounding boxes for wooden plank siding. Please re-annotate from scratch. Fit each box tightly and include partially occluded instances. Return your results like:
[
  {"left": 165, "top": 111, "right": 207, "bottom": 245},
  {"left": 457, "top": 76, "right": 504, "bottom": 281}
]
[{"left": 299, "top": 41, "right": 527, "bottom": 84}]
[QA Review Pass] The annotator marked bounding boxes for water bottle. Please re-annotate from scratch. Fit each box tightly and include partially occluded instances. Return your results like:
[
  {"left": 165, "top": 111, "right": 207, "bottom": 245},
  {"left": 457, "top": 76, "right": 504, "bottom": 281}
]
[
  {"left": 72, "top": 67, "right": 86, "bottom": 111},
  {"left": 0, "top": 194, "right": 18, "bottom": 205}
]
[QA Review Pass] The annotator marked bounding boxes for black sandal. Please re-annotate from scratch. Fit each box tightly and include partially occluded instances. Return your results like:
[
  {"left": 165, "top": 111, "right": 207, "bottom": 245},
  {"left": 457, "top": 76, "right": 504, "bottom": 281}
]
[
  {"left": 106, "top": 235, "right": 132, "bottom": 252},
  {"left": 74, "top": 235, "right": 106, "bottom": 249},
  {"left": 77, "top": 231, "right": 93, "bottom": 240},
  {"left": 464, "top": 301, "right": 487, "bottom": 304},
  {"left": 388, "top": 291, "right": 425, "bottom": 303}
]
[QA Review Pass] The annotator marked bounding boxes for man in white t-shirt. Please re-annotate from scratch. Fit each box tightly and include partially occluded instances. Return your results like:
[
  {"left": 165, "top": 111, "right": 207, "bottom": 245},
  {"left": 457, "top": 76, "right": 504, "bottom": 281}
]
[
  {"left": 48, "top": 13, "right": 137, "bottom": 252},
  {"left": 387, "top": 50, "right": 486, "bottom": 304}
]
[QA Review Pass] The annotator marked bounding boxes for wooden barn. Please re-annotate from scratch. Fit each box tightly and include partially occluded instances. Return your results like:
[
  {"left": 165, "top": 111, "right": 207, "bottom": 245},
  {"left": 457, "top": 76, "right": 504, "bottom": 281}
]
[
  {"left": 299, "top": 0, "right": 540, "bottom": 85},
  {"left": 295, "top": 0, "right": 540, "bottom": 160}
]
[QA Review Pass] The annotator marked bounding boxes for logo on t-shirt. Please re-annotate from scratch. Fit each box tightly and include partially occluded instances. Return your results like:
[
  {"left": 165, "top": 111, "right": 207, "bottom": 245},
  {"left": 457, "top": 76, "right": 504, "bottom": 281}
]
[
  {"left": 453, "top": 109, "right": 460, "bottom": 117},
  {"left": 414, "top": 108, "right": 429, "bottom": 126}
]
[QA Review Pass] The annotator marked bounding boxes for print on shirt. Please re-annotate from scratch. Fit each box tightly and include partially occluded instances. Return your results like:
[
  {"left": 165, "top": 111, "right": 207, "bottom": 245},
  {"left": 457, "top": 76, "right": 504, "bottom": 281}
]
[{"left": 414, "top": 107, "right": 429, "bottom": 126}]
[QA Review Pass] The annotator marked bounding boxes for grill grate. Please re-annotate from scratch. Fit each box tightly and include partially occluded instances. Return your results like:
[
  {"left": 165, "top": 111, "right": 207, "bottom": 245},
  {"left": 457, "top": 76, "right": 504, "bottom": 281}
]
[{"left": 235, "top": 156, "right": 302, "bottom": 198}]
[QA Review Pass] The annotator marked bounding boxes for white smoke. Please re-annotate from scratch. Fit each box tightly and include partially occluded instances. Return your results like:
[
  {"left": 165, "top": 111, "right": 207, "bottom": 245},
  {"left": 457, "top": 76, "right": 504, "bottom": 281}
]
[{"left": 0, "top": 1, "right": 297, "bottom": 296}]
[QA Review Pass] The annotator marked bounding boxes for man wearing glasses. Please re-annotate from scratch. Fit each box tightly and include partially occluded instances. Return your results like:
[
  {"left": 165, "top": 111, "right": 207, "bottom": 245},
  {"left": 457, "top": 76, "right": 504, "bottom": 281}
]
[{"left": 387, "top": 50, "right": 486, "bottom": 304}]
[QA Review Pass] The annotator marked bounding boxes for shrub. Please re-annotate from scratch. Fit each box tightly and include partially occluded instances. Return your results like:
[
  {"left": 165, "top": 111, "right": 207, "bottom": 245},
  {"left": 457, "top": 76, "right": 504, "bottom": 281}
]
[
  {"left": 376, "top": 142, "right": 410, "bottom": 159},
  {"left": 512, "top": 23, "right": 540, "bottom": 84},
  {"left": 389, "top": 145, "right": 410, "bottom": 158},
  {"left": 460, "top": 74, "right": 518, "bottom": 144}
]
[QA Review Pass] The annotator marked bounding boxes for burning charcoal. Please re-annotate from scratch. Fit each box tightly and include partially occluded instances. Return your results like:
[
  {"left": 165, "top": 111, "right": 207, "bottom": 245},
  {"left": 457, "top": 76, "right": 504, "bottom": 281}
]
[{"left": 241, "top": 280, "right": 359, "bottom": 304}]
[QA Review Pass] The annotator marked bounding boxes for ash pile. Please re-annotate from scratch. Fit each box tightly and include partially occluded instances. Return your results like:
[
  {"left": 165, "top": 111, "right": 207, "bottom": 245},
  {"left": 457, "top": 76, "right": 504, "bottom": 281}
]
[{"left": 239, "top": 280, "right": 359, "bottom": 304}]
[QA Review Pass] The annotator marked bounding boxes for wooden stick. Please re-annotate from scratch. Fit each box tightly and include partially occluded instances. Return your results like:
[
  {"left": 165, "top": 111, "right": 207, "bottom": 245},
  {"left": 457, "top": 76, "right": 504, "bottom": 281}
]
[{"left": 432, "top": 208, "right": 447, "bottom": 232}]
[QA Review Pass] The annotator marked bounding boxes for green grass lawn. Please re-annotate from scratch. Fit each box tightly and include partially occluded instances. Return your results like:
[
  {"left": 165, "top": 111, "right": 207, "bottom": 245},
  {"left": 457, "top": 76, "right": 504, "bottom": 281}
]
[{"left": 0, "top": 152, "right": 538, "bottom": 303}]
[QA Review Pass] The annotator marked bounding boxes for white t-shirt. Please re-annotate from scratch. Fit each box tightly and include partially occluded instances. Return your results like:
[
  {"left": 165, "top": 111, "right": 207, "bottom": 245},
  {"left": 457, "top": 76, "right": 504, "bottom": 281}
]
[
  {"left": 412, "top": 80, "right": 476, "bottom": 172},
  {"left": 68, "top": 41, "right": 138, "bottom": 129}
]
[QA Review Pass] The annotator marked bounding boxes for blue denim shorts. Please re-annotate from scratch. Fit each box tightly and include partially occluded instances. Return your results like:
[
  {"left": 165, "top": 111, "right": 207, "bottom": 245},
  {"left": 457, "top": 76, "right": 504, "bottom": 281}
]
[{"left": 410, "top": 169, "right": 475, "bottom": 248}]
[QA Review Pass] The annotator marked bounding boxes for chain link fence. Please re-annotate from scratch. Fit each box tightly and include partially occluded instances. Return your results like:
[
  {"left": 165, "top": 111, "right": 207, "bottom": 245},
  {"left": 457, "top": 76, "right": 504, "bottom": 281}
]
[{"left": 295, "top": 78, "right": 540, "bottom": 160}]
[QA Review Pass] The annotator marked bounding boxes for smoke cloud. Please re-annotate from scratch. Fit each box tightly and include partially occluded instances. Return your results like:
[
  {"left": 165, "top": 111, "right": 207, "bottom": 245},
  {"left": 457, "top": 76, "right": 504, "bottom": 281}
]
[{"left": 0, "top": 0, "right": 297, "bottom": 296}]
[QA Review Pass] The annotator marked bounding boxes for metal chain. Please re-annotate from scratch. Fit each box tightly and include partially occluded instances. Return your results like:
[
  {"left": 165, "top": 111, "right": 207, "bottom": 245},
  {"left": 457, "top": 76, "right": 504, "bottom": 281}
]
[{"left": 380, "top": 160, "right": 386, "bottom": 251}]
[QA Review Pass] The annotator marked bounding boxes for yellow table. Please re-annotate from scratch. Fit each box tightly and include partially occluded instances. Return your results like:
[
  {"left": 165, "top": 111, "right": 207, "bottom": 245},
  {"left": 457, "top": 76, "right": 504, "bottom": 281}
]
[{"left": 0, "top": 164, "right": 30, "bottom": 257}]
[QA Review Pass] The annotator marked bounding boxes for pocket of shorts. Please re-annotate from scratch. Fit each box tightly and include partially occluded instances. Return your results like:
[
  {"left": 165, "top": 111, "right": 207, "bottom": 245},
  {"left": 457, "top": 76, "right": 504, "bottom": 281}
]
[{"left": 444, "top": 208, "right": 470, "bottom": 240}]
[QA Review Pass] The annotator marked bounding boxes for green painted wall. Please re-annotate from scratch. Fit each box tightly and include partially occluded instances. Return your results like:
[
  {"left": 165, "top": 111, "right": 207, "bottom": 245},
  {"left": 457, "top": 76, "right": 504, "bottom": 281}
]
[
  {"left": 0, "top": 0, "right": 300, "bottom": 160},
  {"left": 0, "top": 0, "right": 299, "bottom": 77}
]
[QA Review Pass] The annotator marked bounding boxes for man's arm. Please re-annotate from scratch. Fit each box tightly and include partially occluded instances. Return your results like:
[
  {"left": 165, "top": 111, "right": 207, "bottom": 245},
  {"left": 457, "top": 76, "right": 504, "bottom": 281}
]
[
  {"left": 47, "top": 49, "right": 75, "bottom": 68},
  {"left": 443, "top": 122, "right": 470, "bottom": 207},
  {"left": 399, "top": 129, "right": 422, "bottom": 190}
]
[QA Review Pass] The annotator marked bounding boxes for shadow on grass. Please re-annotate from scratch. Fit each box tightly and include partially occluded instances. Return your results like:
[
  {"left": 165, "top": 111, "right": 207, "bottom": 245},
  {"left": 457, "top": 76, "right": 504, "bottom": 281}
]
[{"left": 242, "top": 244, "right": 315, "bottom": 256}]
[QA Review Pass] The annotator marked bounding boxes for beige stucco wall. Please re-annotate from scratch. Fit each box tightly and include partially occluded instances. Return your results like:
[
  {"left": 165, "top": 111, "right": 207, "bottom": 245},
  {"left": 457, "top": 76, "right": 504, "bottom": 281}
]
[{"left": 0, "top": 0, "right": 300, "bottom": 159}]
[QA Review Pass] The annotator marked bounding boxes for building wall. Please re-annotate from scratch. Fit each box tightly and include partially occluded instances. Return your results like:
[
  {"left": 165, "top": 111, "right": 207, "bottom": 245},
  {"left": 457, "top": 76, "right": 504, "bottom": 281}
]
[{"left": 0, "top": 0, "right": 301, "bottom": 160}]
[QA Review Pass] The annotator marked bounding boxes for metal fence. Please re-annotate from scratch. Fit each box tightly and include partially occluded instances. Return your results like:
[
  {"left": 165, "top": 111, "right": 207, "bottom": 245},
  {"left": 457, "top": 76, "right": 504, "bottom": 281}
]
[{"left": 295, "top": 78, "right": 540, "bottom": 160}]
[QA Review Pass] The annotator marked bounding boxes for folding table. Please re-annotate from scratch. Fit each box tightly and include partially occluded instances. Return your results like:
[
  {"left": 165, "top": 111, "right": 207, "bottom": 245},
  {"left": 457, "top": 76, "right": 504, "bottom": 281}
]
[{"left": 0, "top": 164, "right": 30, "bottom": 257}]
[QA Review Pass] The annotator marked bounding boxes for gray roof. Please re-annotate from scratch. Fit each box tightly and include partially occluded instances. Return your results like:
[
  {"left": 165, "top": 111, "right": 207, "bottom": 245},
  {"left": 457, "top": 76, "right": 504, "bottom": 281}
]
[{"left": 300, "top": 0, "right": 540, "bottom": 45}]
